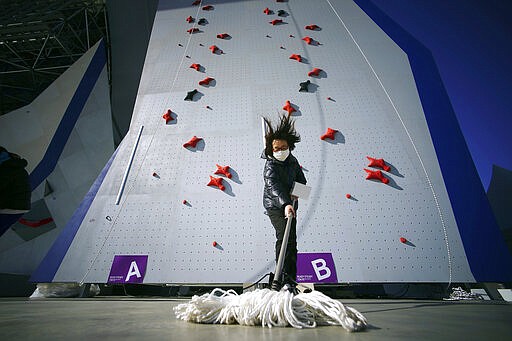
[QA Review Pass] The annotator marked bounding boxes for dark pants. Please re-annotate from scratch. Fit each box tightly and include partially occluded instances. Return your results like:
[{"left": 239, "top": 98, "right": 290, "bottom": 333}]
[{"left": 267, "top": 209, "right": 297, "bottom": 285}]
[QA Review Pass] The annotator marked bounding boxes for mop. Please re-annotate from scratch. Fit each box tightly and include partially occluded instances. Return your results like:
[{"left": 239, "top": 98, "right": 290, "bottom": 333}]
[{"left": 174, "top": 185, "right": 368, "bottom": 332}]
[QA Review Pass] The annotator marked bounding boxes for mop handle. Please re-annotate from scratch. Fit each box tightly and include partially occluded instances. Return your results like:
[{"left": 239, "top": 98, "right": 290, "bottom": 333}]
[{"left": 272, "top": 199, "right": 296, "bottom": 290}]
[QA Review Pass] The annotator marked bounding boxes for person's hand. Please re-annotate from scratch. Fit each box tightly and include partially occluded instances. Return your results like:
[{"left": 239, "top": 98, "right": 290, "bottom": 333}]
[{"left": 284, "top": 204, "right": 295, "bottom": 218}]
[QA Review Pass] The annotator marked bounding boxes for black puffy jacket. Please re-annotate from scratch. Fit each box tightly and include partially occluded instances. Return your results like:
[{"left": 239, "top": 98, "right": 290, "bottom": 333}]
[
  {"left": 0, "top": 150, "right": 31, "bottom": 211},
  {"left": 262, "top": 151, "right": 306, "bottom": 211}
]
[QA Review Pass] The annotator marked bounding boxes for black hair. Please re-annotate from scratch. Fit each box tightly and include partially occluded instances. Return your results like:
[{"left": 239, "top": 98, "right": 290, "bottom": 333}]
[{"left": 263, "top": 114, "right": 301, "bottom": 157}]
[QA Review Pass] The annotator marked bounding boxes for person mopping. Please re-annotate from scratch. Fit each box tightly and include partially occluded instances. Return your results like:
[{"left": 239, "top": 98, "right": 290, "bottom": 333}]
[
  {"left": 174, "top": 115, "right": 367, "bottom": 331},
  {"left": 261, "top": 115, "right": 306, "bottom": 293}
]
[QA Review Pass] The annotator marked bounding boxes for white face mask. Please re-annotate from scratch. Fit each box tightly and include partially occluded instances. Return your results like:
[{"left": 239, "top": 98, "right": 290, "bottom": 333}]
[{"left": 273, "top": 149, "right": 290, "bottom": 161}]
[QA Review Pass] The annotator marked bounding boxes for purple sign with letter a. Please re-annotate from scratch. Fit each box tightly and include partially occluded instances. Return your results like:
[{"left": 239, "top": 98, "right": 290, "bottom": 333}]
[
  {"left": 107, "top": 255, "right": 148, "bottom": 284},
  {"left": 296, "top": 253, "right": 338, "bottom": 283}
]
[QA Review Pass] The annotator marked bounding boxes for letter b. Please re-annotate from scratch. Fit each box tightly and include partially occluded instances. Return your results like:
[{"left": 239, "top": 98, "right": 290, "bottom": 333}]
[{"left": 311, "top": 258, "right": 331, "bottom": 281}]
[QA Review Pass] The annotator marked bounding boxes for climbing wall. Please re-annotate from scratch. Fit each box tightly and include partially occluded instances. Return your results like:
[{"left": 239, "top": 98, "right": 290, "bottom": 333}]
[{"left": 35, "top": 0, "right": 483, "bottom": 284}]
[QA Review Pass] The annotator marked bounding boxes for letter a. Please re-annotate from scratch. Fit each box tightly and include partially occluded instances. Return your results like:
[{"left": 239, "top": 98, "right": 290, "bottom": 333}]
[
  {"left": 311, "top": 258, "right": 331, "bottom": 281},
  {"left": 125, "top": 261, "right": 142, "bottom": 282}
]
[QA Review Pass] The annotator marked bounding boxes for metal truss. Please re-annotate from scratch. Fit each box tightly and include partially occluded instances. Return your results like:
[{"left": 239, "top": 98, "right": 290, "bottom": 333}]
[{"left": 0, "top": 0, "right": 109, "bottom": 115}]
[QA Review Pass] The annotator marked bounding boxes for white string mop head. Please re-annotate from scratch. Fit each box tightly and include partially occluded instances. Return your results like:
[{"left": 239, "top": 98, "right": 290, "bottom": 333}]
[{"left": 173, "top": 287, "right": 367, "bottom": 332}]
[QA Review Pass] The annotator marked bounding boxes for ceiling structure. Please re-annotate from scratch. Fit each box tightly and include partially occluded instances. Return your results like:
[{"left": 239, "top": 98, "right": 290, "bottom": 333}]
[{"left": 0, "top": 0, "right": 109, "bottom": 115}]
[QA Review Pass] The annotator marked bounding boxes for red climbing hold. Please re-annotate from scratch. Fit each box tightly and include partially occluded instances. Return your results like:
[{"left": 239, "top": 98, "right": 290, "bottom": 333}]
[
  {"left": 302, "top": 36, "right": 314, "bottom": 45},
  {"left": 187, "top": 28, "right": 200, "bottom": 34},
  {"left": 346, "top": 193, "right": 352, "bottom": 199},
  {"left": 320, "top": 128, "right": 338, "bottom": 140},
  {"left": 305, "top": 24, "right": 320, "bottom": 30},
  {"left": 186, "top": 16, "right": 194, "bottom": 23},
  {"left": 289, "top": 54, "right": 302, "bottom": 62},
  {"left": 190, "top": 63, "right": 201, "bottom": 71},
  {"left": 269, "top": 19, "right": 283, "bottom": 25},
  {"left": 162, "top": 109, "right": 174, "bottom": 124},
  {"left": 364, "top": 168, "right": 390, "bottom": 184},
  {"left": 263, "top": 7, "right": 272, "bottom": 15},
  {"left": 207, "top": 176, "right": 225, "bottom": 191},
  {"left": 367, "top": 156, "right": 391, "bottom": 172},
  {"left": 400, "top": 237, "right": 408, "bottom": 244},
  {"left": 214, "top": 164, "right": 232, "bottom": 178},
  {"left": 308, "top": 68, "right": 322, "bottom": 77},
  {"left": 152, "top": 172, "right": 158, "bottom": 177},
  {"left": 282, "top": 100, "right": 296, "bottom": 115},
  {"left": 183, "top": 199, "right": 188, "bottom": 205},
  {"left": 216, "top": 33, "right": 230, "bottom": 39},
  {"left": 192, "top": 0, "right": 200, "bottom": 5},
  {"left": 209, "top": 45, "right": 220, "bottom": 53},
  {"left": 202, "top": 5, "right": 214, "bottom": 10},
  {"left": 212, "top": 241, "right": 218, "bottom": 247},
  {"left": 183, "top": 136, "right": 203, "bottom": 148},
  {"left": 199, "top": 77, "right": 214, "bottom": 86}
]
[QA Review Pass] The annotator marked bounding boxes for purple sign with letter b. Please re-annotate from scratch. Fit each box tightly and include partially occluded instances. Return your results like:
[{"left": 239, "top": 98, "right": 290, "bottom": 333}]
[
  {"left": 296, "top": 253, "right": 338, "bottom": 283},
  {"left": 107, "top": 255, "right": 148, "bottom": 284}
]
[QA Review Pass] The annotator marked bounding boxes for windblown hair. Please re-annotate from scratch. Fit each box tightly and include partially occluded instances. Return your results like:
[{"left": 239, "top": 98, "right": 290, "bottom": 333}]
[{"left": 263, "top": 115, "right": 301, "bottom": 157}]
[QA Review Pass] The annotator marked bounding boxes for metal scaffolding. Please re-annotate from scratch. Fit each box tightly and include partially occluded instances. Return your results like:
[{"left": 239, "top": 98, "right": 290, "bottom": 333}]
[{"left": 0, "top": 0, "right": 109, "bottom": 115}]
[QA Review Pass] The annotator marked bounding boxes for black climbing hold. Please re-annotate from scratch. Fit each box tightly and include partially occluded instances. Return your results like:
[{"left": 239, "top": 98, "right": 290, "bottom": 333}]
[
  {"left": 185, "top": 89, "right": 198, "bottom": 101},
  {"left": 299, "top": 80, "right": 311, "bottom": 92},
  {"left": 198, "top": 18, "right": 207, "bottom": 25}
]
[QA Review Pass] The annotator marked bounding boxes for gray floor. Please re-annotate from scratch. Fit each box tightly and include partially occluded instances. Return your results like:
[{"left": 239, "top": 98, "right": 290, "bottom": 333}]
[{"left": 1, "top": 297, "right": 511, "bottom": 340}]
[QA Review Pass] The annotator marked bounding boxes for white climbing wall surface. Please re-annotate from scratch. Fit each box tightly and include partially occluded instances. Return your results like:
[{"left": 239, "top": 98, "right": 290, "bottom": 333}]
[{"left": 50, "top": 0, "right": 476, "bottom": 284}]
